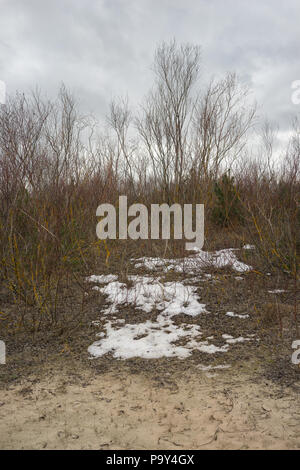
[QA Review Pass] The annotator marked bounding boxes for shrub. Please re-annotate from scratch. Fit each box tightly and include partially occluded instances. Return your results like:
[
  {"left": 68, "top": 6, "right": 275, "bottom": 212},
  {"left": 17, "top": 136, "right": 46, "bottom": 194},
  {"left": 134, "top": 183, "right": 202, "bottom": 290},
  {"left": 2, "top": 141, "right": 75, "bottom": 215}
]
[{"left": 212, "top": 172, "right": 242, "bottom": 227}]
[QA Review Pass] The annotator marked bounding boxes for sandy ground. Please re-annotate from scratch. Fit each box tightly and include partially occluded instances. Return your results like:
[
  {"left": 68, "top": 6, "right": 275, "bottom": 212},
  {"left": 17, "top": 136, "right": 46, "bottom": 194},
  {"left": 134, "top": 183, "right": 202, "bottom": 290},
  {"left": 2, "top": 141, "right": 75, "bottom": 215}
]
[{"left": 0, "top": 363, "right": 299, "bottom": 450}]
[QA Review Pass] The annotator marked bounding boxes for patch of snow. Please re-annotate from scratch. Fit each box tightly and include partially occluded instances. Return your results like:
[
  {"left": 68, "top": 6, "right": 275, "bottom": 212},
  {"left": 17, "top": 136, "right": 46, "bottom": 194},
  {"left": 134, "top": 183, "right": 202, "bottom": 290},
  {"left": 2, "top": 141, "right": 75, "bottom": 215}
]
[
  {"left": 195, "top": 342, "right": 229, "bottom": 354},
  {"left": 222, "top": 333, "right": 255, "bottom": 344},
  {"left": 134, "top": 258, "right": 168, "bottom": 270},
  {"left": 87, "top": 273, "right": 239, "bottom": 360},
  {"left": 87, "top": 255, "right": 255, "bottom": 360},
  {"left": 133, "top": 248, "right": 252, "bottom": 274},
  {"left": 226, "top": 312, "right": 249, "bottom": 319},
  {"left": 222, "top": 334, "right": 233, "bottom": 340},
  {"left": 90, "top": 275, "right": 207, "bottom": 317},
  {"left": 197, "top": 364, "right": 231, "bottom": 371},
  {"left": 243, "top": 244, "right": 255, "bottom": 250},
  {"left": 268, "top": 289, "right": 286, "bottom": 294},
  {"left": 225, "top": 336, "right": 251, "bottom": 344},
  {"left": 88, "top": 274, "right": 219, "bottom": 359},
  {"left": 88, "top": 319, "right": 203, "bottom": 359},
  {"left": 87, "top": 274, "right": 118, "bottom": 284},
  {"left": 88, "top": 317, "right": 231, "bottom": 360},
  {"left": 210, "top": 249, "right": 252, "bottom": 272}
]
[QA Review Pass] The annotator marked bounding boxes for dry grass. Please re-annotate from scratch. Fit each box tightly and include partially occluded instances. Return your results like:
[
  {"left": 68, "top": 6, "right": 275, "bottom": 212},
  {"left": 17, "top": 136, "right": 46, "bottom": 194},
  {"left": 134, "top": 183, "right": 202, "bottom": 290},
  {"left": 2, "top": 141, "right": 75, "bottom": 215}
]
[{"left": 0, "top": 63, "right": 298, "bottom": 341}]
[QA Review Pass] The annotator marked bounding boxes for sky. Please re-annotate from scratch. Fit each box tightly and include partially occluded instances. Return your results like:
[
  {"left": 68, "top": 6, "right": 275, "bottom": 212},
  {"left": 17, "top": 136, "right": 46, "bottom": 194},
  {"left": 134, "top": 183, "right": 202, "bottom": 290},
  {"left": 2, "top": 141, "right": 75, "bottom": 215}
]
[{"left": 0, "top": 0, "right": 299, "bottom": 147}]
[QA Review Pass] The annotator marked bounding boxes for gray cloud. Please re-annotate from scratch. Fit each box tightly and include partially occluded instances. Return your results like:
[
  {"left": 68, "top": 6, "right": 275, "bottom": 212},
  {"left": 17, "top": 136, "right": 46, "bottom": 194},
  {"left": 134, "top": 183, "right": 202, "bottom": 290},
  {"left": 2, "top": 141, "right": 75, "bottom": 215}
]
[{"left": 0, "top": 0, "right": 299, "bottom": 134}]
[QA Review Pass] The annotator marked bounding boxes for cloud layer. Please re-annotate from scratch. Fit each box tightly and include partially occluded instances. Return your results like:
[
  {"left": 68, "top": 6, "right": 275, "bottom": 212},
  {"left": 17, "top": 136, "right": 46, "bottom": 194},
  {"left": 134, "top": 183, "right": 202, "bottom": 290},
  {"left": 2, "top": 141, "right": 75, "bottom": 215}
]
[{"left": 1, "top": 0, "right": 299, "bottom": 132}]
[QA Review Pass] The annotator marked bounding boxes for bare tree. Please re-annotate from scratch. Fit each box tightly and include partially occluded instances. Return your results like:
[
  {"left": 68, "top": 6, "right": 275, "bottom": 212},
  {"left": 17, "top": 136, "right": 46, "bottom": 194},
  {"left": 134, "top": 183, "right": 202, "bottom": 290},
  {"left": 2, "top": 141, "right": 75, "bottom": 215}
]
[
  {"left": 0, "top": 90, "right": 51, "bottom": 218},
  {"left": 192, "top": 73, "right": 256, "bottom": 179},
  {"left": 107, "top": 96, "right": 137, "bottom": 197},
  {"left": 136, "top": 40, "right": 201, "bottom": 201}
]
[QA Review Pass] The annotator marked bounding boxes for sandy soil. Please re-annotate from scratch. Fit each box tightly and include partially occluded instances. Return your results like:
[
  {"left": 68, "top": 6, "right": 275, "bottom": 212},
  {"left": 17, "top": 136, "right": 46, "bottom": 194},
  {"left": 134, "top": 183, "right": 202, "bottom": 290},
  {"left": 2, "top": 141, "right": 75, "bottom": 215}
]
[{"left": 0, "top": 363, "right": 299, "bottom": 450}]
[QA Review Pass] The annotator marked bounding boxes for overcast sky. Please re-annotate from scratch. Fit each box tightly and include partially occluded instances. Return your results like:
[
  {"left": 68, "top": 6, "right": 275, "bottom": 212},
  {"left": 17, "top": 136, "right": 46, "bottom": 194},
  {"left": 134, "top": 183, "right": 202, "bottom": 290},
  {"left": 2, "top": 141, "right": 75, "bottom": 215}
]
[{"left": 1, "top": 0, "right": 299, "bottom": 144}]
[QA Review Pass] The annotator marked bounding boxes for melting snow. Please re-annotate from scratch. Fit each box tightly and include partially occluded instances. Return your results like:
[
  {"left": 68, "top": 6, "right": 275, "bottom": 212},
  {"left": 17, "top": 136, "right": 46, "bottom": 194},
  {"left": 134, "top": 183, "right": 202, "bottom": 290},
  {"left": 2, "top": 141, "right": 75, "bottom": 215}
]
[
  {"left": 197, "top": 364, "right": 231, "bottom": 371},
  {"left": 222, "top": 334, "right": 252, "bottom": 344},
  {"left": 87, "top": 274, "right": 118, "bottom": 284},
  {"left": 87, "top": 247, "right": 256, "bottom": 360},
  {"left": 268, "top": 289, "right": 286, "bottom": 294},
  {"left": 88, "top": 319, "right": 203, "bottom": 359},
  {"left": 86, "top": 273, "right": 233, "bottom": 359},
  {"left": 90, "top": 275, "right": 207, "bottom": 317},
  {"left": 134, "top": 248, "right": 252, "bottom": 274},
  {"left": 88, "top": 317, "right": 230, "bottom": 359},
  {"left": 226, "top": 312, "right": 249, "bottom": 319}
]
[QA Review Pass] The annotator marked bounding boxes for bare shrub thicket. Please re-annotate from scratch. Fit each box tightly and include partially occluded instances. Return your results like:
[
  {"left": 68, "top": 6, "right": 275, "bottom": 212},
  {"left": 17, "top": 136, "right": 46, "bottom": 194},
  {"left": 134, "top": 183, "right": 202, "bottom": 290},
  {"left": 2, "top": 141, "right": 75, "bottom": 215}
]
[
  {"left": 235, "top": 121, "right": 300, "bottom": 277},
  {"left": 0, "top": 40, "right": 298, "bottom": 335}
]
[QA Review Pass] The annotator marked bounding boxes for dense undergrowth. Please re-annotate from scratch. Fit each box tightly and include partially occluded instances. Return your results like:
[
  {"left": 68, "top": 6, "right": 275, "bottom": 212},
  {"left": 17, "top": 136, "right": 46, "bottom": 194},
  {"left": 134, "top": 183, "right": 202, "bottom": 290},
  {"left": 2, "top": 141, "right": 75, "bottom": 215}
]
[{"left": 0, "top": 42, "right": 299, "bottom": 338}]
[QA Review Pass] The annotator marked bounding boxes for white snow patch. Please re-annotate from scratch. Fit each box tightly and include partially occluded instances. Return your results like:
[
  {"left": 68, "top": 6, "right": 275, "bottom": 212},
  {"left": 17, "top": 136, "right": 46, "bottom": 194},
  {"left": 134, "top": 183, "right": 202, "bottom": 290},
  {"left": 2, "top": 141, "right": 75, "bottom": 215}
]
[
  {"left": 87, "top": 274, "right": 235, "bottom": 360},
  {"left": 88, "top": 318, "right": 230, "bottom": 360},
  {"left": 134, "top": 248, "right": 252, "bottom": 274},
  {"left": 87, "top": 274, "right": 118, "bottom": 284},
  {"left": 226, "top": 312, "right": 249, "bottom": 319},
  {"left": 88, "top": 319, "right": 203, "bottom": 359},
  {"left": 243, "top": 244, "right": 255, "bottom": 250},
  {"left": 134, "top": 258, "right": 168, "bottom": 270},
  {"left": 222, "top": 334, "right": 233, "bottom": 340},
  {"left": 225, "top": 336, "right": 251, "bottom": 344},
  {"left": 268, "top": 289, "right": 286, "bottom": 294},
  {"left": 197, "top": 364, "right": 231, "bottom": 371},
  {"left": 89, "top": 275, "right": 207, "bottom": 317},
  {"left": 222, "top": 333, "right": 254, "bottom": 344},
  {"left": 87, "top": 260, "right": 255, "bottom": 360}
]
